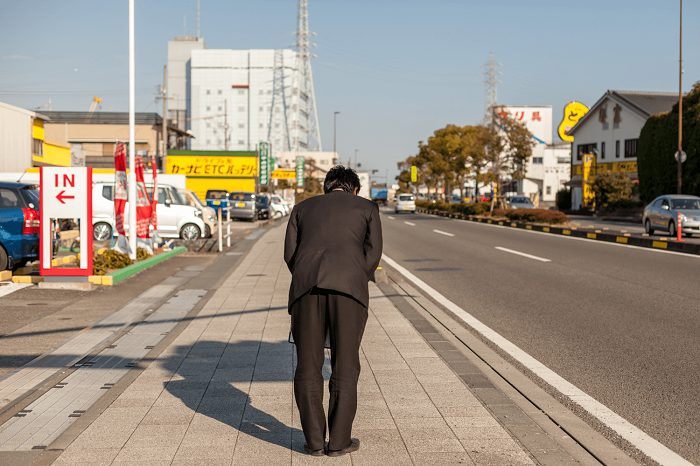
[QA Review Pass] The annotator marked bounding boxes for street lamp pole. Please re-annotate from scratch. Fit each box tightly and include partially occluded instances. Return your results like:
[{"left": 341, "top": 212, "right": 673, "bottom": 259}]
[
  {"left": 678, "top": 0, "right": 683, "bottom": 194},
  {"left": 354, "top": 149, "right": 358, "bottom": 169},
  {"left": 334, "top": 111, "right": 340, "bottom": 162}
]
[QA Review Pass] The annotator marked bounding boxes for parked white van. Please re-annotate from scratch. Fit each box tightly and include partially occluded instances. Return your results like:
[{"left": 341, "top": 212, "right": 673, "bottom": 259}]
[{"left": 92, "top": 182, "right": 206, "bottom": 241}]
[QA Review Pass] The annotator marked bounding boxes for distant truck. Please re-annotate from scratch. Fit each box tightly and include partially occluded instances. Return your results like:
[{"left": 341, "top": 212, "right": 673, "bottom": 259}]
[
  {"left": 371, "top": 188, "right": 388, "bottom": 205},
  {"left": 356, "top": 171, "right": 371, "bottom": 200}
]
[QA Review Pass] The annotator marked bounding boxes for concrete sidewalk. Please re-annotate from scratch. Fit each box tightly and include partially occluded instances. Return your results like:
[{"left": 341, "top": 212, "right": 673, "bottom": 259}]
[{"left": 44, "top": 224, "right": 537, "bottom": 466}]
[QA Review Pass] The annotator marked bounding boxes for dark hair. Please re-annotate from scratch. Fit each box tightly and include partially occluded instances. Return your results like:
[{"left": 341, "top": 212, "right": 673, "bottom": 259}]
[{"left": 323, "top": 165, "right": 361, "bottom": 194}]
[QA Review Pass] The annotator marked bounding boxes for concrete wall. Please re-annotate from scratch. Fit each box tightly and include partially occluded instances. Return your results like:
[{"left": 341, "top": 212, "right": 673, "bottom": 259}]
[{"left": 0, "top": 102, "right": 34, "bottom": 172}]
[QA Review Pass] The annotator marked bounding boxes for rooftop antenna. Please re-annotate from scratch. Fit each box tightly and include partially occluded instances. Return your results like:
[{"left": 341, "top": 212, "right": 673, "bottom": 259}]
[
  {"left": 480, "top": 52, "right": 502, "bottom": 127},
  {"left": 292, "top": 0, "right": 322, "bottom": 152},
  {"left": 197, "top": 0, "right": 201, "bottom": 38}
]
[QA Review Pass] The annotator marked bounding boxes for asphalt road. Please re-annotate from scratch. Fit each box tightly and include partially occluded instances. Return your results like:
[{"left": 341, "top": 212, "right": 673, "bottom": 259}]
[{"left": 380, "top": 208, "right": 700, "bottom": 465}]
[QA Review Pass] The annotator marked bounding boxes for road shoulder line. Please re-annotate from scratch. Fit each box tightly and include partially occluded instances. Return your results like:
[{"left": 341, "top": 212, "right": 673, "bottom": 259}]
[{"left": 382, "top": 253, "right": 692, "bottom": 466}]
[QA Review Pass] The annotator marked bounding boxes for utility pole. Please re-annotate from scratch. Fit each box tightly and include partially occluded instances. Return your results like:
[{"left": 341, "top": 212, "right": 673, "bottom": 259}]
[
  {"left": 162, "top": 65, "right": 167, "bottom": 168},
  {"left": 354, "top": 149, "right": 358, "bottom": 169},
  {"left": 678, "top": 0, "right": 683, "bottom": 194},
  {"left": 224, "top": 100, "right": 229, "bottom": 151}
]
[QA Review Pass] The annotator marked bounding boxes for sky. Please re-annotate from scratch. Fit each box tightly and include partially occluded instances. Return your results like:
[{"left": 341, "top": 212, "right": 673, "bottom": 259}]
[{"left": 1, "top": 0, "right": 698, "bottom": 184}]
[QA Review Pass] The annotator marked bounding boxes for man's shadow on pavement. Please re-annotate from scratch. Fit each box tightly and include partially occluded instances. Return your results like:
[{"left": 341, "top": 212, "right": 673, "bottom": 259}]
[{"left": 160, "top": 340, "right": 306, "bottom": 452}]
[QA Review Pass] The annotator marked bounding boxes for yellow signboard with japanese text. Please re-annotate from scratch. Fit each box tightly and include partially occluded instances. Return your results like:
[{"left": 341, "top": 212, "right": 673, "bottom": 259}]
[
  {"left": 166, "top": 155, "right": 258, "bottom": 177},
  {"left": 271, "top": 169, "right": 296, "bottom": 179},
  {"left": 572, "top": 161, "right": 637, "bottom": 176}
]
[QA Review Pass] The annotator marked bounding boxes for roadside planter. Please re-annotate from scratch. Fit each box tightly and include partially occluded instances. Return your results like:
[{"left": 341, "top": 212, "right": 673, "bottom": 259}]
[{"left": 88, "top": 246, "right": 186, "bottom": 286}]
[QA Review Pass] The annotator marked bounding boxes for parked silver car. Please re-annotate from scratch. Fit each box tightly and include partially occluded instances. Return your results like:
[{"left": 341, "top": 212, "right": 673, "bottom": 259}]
[
  {"left": 643, "top": 195, "right": 700, "bottom": 237},
  {"left": 506, "top": 196, "right": 535, "bottom": 209}
]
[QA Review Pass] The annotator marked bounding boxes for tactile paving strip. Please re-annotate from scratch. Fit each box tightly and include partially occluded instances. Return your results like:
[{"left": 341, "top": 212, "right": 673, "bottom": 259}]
[
  {"left": 0, "top": 283, "right": 181, "bottom": 411},
  {"left": 0, "top": 289, "right": 206, "bottom": 451}
]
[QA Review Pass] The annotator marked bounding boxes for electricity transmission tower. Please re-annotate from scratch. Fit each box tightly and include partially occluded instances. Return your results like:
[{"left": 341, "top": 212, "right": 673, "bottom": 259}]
[
  {"left": 292, "top": 0, "right": 322, "bottom": 152},
  {"left": 480, "top": 52, "right": 502, "bottom": 127},
  {"left": 268, "top": 49, "right": 291, "bottom": 157}
]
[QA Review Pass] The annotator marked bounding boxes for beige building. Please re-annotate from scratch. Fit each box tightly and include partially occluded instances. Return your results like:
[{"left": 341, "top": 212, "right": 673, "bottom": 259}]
[{"left": 42, "top": 112, "right": 192, "bottom": 169}]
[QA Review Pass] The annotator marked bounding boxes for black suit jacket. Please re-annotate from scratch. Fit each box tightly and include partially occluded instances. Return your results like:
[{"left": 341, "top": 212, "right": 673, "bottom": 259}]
[{"left": 284, "top": 190, "right": 383, "bottom": 311}]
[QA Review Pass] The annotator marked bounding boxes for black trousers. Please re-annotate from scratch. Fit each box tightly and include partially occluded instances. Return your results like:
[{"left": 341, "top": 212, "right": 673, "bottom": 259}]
[{"left": 291, "top": 287, "right": 368, "bottom": 451}]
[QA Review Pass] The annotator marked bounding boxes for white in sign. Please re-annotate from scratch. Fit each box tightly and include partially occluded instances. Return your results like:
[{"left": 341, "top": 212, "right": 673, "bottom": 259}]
[{"left": 40, "top": 167, "right": 93, "bottom": 274}]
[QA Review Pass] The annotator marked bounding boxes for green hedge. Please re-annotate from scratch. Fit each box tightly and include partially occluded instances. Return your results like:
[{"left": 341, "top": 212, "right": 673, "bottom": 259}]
[
  {"left": 504, "top": 209, "right": 569, "bottom": 224},
  {"left": 638, "top": 81, "right": 700, "bottom": 201},
  {"left": 416, "top": 200, "right": 492, "bottom": 216}
]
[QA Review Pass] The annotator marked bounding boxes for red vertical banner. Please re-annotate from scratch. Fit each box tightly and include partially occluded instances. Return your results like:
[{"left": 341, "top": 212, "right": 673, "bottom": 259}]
[
  {"left": 114, "top": 143, "right": 127, "bottom": 236},
  {"left": 134, "top": 157, "right": 152, "bottom": 238},
  {"left": 151, "top": 154, "right": 158, "bottom": 232}
]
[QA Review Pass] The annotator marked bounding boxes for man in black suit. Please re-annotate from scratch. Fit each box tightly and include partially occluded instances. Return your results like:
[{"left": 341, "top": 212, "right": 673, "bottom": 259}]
[{"left": 284, "top": 166, "right": 383, "bottom": 457}]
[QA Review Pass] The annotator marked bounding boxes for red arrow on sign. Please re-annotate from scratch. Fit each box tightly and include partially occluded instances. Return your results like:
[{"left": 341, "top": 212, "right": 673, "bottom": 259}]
[{"left": 56, "top": 190, "right": 75, "bottom": 204}]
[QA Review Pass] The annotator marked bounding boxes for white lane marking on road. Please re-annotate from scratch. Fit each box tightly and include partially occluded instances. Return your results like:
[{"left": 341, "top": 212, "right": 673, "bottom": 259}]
[
  {"left": 0, "top": 283, "right": 32, "bottom": 298},
  {"left": 382, "top": 253, "right": 693, "bottom": 466},
  {"left": 432, "top": 229, "right": 454, "bottom": 237},
  {"left": 495, "top": 247, "right": 551, "bottom": 263},
  {"left": 387, "top": 216, "right": 395, "bottom": 220},
  {"left": 404, "top": 222, "right": 415, "bottom": 226}
]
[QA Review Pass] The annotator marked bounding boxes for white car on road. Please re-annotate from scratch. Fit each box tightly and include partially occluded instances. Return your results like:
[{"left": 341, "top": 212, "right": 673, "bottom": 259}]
[{"left": 395, "top": 193, "right": 416, "bottom": 213}]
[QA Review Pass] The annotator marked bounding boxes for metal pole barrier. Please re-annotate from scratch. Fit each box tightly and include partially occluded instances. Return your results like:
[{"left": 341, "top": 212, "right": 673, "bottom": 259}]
[
  {"left": 677, "top": 212, "right": 685, "bottom": 242},
  {"left": 227, "top": 222, "right": 231, "bottom": 248},
  {"left": 218, "top": 208, "right": 223, "bottom": 252}
]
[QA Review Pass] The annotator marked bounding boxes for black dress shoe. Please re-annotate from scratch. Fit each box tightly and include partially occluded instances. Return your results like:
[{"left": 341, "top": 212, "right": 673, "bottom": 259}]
[
  {"left": 326, "top": 438, "right": 360, "bottom": 457},
  {"left": 303, "top": 443, "right": 325, "bottom": 456}
]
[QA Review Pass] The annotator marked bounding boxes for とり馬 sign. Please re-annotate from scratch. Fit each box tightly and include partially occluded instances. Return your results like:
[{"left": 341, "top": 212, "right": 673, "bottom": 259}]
[{"left": 40, "top": 167, "right": 93, "bottom": 276}]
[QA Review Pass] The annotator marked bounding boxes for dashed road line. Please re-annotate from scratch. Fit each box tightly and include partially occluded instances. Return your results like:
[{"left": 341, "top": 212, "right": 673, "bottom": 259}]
[
  {"left": 404, "top": 222, "right": 415, "bottom": 226},
  {"left": 495, "top": 247, "right": 550, "bottom": 263},
  {"left": 387, "top": 216, "right": 395, "bottom": 220},
  {"left": 432, "top": 229, "right": 454, "bottom": 237}
]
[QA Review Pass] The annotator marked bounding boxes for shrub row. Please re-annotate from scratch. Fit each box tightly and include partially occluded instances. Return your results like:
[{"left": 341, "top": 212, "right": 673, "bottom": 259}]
[
  {"left": 415, "top": 200, "right": 492, "bottom": 216},
  {"left": 503, "top": 209, "right": 569, "bottom": 224},
  {"left": 416, "top": 201, "right": 569, "bottom": 225}
]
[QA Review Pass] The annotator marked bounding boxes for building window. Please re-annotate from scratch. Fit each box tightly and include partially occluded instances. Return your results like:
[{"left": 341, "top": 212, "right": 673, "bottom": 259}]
[
  {"left": 206, "top": 89, "right": 210, "bottom": 95},
  {"left": 218, "top": 89, "right": 222, "bottom": 94},
  {"left": 616, "top": 140, "right": 620, "bottom": 158},
  {"left": 546, "top": 186, "right": 552, "bottom": 195},
  {"left": 267, "top": 90, "right": 271, "bottom": 95},
  {"left": 577, "top": 143, "right": 597, "bottom": 161},
  {"left": 238, "top": 140, "right": 245, "bottom": 145},
  {"left": 259, "top": 107, "right": 263, "bottom": 111},
  {"left": 259, "top": 90, "right": 263, "bottom": 95},
  {"left": 218, "top": 106, "right": 222, "bottom": 111},
  {"left": 624, "top": 139, "right": 638, "bottom": 158},
  {"left": 206, "top": 106, "right": 211, "bottom": 111},
  {"left": 238, "top": 107, "right": 245, "bottom": 112},
  {"left": 206, "top": 139, "right": 210, "bottom": 145},
  {"left": 259, "top": 123, "right": 263, "bottom": 128},
  {"left": 33, "top": 138, "right": 43, "bottom": 157},
  {"left": 557, "top": 157, "right": 571, "bottom": 164},
  {"left": 601, "top": 141, "right": 606, "bottom": 159},
  {"left": 238, "top": 90, "right": 245, "bottom": 95},
  {"left": 206, "top": 122, "right": 211, "bottom": 128},
  {"left": 238, "top": 123, "right": 244, "bottom": 129},
  {"left": 532, "top": 157, "right": 543, "bottom": 164}
]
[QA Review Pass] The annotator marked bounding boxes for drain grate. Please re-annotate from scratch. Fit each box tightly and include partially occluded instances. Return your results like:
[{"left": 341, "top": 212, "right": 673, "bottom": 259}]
[
  {"left": 403, "top": 259, "right": 442, "bottom": 262},
  {"left": 246, "top": 274, "right": 266, "bottom": 277}
]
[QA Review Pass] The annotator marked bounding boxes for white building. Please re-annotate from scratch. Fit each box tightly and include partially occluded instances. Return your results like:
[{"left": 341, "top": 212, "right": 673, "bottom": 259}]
[
  {"left": 167, "top": 36, "right": 207, "bottom": 137},
  {"left": 567, "top": 90, "right": 677, "bottom": 210},
  {"left": 278, "top": 151, "right": 338, "bottom": 180},
  {"left": 168, "top": 43, "right": 313, "bottom": 160},
  {"left": 543, "top": 142, "right": 571, "bottom": 203}
]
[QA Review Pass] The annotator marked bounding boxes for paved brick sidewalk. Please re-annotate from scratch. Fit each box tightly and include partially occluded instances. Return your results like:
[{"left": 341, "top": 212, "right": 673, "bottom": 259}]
[{"left": 50, "top": 224, "right": 536, "bottom": 465}]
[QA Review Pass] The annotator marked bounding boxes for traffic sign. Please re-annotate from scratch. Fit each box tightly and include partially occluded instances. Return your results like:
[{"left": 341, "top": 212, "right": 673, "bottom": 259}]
[
  {"left": 259, "top": 142, "right": 269, "bottom": 186},
  {"left": 40, "top": 167, "right": 93, "bottom": 276},
  {"left": 296, "top": 156, "right": 305, "bottom": 187},
  {"left": 410, "top": 166, "right": 417, "bottom": 183},
  {"left": 675, "top": 151, "right": 687, "bottom": 163}
]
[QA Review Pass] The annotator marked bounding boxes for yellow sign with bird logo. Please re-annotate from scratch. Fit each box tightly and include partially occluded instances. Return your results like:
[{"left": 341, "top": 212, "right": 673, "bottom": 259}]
[{"left": 558, "top": 102, "right": 589, "bottom": 142}]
